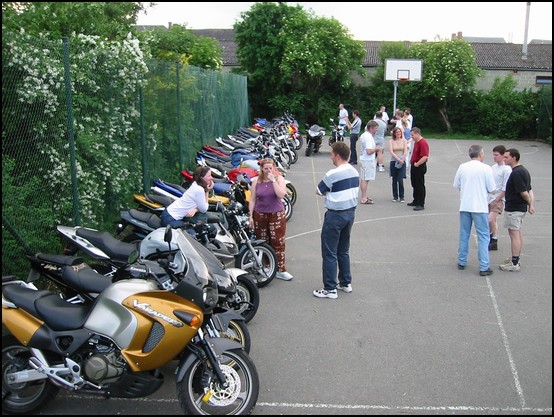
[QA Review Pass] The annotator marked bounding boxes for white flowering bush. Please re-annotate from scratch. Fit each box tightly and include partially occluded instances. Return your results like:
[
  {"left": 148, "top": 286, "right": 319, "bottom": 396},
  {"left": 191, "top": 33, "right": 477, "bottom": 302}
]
[{"left": 3, "top": 30, "right": 149, "bottom": 227}]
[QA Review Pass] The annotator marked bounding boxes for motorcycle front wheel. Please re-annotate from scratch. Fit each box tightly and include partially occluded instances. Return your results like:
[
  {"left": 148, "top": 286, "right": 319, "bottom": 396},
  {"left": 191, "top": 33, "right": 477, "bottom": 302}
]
[
  {"left": 177, "top": 349, "right": 259, "bottom": 415},
  {"left": 2, "top": 335, "right": 60, "bottom": 414},
  {"left": 225, "top": 319, "right": 251, "bottom": 353},
  {"left": 235, "top": 242, "right": 277, "bottom": 289},
  {"left": 283, "top": 196, "right": 293, "bottom": 222},
  {"left": 286, "top": 182, "right": 297, "bottom": 206},
  {"left": 305, "top": 142, "right": 313, "bottom": 157},
  {"left": 294, "top": 134, "right": 303, "bottom": 150},
  {"left": 234, "top": 275, "right": 260, "bottom": 323}
]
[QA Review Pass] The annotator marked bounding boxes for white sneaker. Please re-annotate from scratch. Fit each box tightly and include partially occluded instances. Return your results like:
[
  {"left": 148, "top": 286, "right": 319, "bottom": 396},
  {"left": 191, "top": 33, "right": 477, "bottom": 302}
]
[
  {"left": 337, "top": 283, "right": 352, "bottom": 293},
  {"left": 378, "top": 165, "right": 385, "bottom": 172},
  {"left": 276, "top": 271, "right": 293, "bottom": 281},
  {"left": 499, "top": 262, "right": 521, "bottom": 272},
  {"left": 313, "top": 288, "right": 338, "bottom": 299}
]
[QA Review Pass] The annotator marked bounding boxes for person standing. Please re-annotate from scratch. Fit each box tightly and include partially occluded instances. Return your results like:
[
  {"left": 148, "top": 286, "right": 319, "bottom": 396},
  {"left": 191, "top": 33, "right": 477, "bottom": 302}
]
[
  {"left": 388, "top": 127, "right": 407, "bottom": 202},
  {"left": 453, "top": 145, "right": 496, "bottom": 276},
  {"left": 373, "top": 112, "right": 387, "bottom": 172},
  {"left": 407, "top": 127, "right": 430, "bottom": 211},
  {"left": 499, "top": 148, "right": 536, "bottom": 272},
  {"left": 358, "top": 120, "right": 379, "bottom": 205},
  {"left": 249, "top": 158, "right": 292, "bottom": 281},
  {"left": 348, "top": 110, "right": 362, "bottom": 165},
  {"left": 338, "top": 103, "right": 349, "bottom": 133},
  {"left": 313, "top": 142, "right": 360, "bottom": 299},
  {"left": 161, "top": 166, "right": 218, "bottom": 229},
  {"left": 488, "top": 145, "right": 512, "bottom": 251}
]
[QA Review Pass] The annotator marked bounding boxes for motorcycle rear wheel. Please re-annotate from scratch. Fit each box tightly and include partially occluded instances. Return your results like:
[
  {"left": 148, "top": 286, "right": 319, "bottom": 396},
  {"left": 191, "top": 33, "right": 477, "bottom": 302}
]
[
  {"left": 2, "top": 334, "right": 59, "bottom": 414},
  {"left": 177, "top": 348, "right": 259, "bottom": 415}
]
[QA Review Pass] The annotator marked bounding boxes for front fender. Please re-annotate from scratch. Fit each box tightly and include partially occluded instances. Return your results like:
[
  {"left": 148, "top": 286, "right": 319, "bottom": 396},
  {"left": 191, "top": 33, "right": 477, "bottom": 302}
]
[
  {"left": 175, "top": 336, "right": 244, "bottom": 383},
  {"left": 238, "top": 240, "right": 266, "bottom": 256}
]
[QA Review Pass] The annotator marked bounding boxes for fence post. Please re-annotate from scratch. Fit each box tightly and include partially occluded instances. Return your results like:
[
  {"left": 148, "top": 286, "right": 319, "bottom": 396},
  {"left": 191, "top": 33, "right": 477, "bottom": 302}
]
[
  {"left": 63, "top": 37, "right": 80, "bottom": 226},
  {"left": 176, "top": 62, "right": 183, "bottom": 172}
]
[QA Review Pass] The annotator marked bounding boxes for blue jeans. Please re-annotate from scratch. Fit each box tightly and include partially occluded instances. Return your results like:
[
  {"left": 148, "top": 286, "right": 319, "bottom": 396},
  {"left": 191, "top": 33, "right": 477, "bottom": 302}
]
[
  {"left": 389, "top": 161, "right": 406, "bottom": 200},
  {"left": 457, "top": 211, "right": 490, "bottom": 271},
  {"left": 321, "top": 209, "right": 355, "bottom": 290}
]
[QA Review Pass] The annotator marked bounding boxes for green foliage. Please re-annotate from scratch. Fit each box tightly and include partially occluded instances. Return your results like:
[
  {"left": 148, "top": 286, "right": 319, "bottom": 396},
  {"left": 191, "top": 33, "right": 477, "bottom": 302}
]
[
  {"left": 475, "top": 75, "right": 539, "bottom": 139},
  {"left": 234, "top": 2, "right": 365, "bottom": 121},
  {"left": 2, "top": 157, "right": 64, "bottom": 277},
  {"left": 2, "top": 2, "right": 146, "bottom": 40},
  {"left": 139, "top": 24, "right": 223, "bottom": 70}
]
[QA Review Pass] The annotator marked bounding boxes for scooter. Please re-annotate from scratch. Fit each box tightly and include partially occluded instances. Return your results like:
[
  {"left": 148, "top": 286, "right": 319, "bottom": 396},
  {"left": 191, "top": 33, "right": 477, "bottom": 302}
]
[{"left": 2, "top": 227, "right": 260, "bottom": 415}]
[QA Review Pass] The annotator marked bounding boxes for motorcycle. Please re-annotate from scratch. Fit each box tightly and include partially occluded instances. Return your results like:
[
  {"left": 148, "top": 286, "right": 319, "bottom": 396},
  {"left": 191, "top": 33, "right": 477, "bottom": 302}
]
[
  {"left": 57, "top": 223, "right": 260, "bottom": 323},
  {"left": 304, "top": 123, "right": 326, "bottom": 157},
  {"left": 2, "top": 227, "right": 259, "bottom": 415},
  {"left": 328, "top": 118, "right": 346, "bottom": 146}
]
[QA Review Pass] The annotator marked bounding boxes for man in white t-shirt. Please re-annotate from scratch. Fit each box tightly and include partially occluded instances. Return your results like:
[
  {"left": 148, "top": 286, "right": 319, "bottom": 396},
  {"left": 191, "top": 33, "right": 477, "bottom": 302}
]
[
  {"left": 338, "top": 103, "right": 349, "bottom": 131},
  {"left": 359, "top": 120, "right": 380, "bottom": 204}
]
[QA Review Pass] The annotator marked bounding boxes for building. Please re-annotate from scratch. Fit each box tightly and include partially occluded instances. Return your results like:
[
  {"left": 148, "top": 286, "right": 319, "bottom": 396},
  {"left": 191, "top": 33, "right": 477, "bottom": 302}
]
[{"left": 190, "top": 29, "right": 552, "bottom": 92}]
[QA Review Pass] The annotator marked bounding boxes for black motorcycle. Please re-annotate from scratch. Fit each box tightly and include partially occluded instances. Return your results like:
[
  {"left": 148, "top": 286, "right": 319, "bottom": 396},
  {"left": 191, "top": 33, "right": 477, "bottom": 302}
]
[
  {"left": 304, "top": 123, "right": 326, "bottom": 157},
  {"left": 328, "top": 118, "right": 346, "bottom": 146}
]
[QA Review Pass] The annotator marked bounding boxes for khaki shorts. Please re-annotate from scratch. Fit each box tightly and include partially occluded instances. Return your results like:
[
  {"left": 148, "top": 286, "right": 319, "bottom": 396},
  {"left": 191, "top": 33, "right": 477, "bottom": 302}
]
[
  {"left": 504, "top": 211, "right": 526, "bottom": 231},
  {"left": 360, "top": 159, "right": 376, "bottom": 181},
  {"left": 489, "top": 200, "right": 504, "bottom": 215}
]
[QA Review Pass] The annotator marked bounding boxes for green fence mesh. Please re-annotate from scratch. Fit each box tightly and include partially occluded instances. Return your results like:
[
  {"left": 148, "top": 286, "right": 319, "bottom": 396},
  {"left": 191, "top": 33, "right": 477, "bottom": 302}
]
[{"left": 2, "top": 32, "right": 250, "bottom": 278}]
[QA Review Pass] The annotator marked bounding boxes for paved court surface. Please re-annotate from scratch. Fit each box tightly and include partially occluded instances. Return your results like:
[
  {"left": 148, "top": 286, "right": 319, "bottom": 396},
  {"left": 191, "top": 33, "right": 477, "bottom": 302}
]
[{"left": 34, "top": 138, "right": 551, "bottom": 415}]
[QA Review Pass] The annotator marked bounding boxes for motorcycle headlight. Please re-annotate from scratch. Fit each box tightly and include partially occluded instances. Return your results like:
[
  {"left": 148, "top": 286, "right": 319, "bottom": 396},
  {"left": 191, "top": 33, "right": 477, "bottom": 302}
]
[{"left": 203, "top": 286, "right": 218, "bottom": 309}]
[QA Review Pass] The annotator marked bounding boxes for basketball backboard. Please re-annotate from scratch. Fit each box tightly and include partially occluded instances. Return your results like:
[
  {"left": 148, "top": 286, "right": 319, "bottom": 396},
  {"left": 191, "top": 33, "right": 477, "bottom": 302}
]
[{"left": 384, "top": 59, "right": 423, "bottom": 82}]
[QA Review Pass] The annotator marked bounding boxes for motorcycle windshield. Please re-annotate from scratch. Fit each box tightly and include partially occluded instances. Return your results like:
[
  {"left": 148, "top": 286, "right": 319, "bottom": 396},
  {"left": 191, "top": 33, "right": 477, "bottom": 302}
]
[{"left": 174, "top": 229, "right": 227, "bottom": 284}]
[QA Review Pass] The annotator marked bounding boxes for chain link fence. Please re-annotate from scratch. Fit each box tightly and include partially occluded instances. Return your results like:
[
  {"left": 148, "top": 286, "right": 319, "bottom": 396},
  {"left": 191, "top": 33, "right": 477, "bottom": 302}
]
[{"left": 2, "top": 32, "right": 249, "bottom": 277}]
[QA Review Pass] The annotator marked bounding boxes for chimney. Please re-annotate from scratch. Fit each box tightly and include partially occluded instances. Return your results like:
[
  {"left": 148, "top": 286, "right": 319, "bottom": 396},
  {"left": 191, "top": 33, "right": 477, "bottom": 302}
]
[
  {"left": 451, "top": 33, "right": 456, "bottom": 40},
  {"left": 522, "top": 2, "right": 530, "bottom": 60},
  {"left": 457, "top": 31, "right": 463, "bottom": 40}
]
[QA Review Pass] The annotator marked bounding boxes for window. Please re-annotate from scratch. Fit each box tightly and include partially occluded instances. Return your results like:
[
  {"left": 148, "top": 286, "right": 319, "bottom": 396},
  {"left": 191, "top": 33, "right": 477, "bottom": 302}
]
[{"left": 536, "top": 76, "right": 552, "bottom": 86}]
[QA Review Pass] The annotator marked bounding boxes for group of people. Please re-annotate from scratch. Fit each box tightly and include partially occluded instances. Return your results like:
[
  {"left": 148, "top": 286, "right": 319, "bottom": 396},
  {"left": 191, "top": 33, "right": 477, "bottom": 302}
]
[
  {"left": 160, "top": 106, "right": 536, "bottom": 301},
  {"left": 339, "top": 104, "right": 428, "bottom": 210},
  {"left": 454, "top": 144, "right": 535, "bottom": 276},
  {"left": 161, "top": 159, "right": 294, "bottom": 282}
]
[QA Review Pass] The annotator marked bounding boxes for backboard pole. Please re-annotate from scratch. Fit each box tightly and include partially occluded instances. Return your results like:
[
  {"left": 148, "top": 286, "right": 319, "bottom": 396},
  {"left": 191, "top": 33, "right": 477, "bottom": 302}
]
[{"left": 393, "top": 80, "right": 398, "bottom": 114}]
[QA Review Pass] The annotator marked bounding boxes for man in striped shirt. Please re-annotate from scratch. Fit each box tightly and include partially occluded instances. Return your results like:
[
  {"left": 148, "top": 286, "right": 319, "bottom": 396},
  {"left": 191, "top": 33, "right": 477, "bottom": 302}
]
[{"left": 313, "top": 142, "right": 360, "bottom": 299}]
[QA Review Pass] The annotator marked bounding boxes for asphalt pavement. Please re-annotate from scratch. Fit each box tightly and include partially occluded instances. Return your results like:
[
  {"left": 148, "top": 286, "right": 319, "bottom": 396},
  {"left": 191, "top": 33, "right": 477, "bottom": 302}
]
[{"left": 32, "top": 137, "right": 552, "bottom": 415}]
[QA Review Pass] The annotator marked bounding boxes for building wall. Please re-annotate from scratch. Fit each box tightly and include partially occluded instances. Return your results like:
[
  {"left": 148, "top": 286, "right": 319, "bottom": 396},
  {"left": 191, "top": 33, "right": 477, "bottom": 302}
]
[
  {"left": 353, "top": 68, "right": 551, "bottom": 91},
  {"left": 475, "top": 69, "right": 552, "bottom": 91}
]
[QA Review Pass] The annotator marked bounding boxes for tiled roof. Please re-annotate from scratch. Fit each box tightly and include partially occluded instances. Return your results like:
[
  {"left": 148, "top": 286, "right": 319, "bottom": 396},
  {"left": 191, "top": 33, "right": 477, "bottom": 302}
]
[{"left": 191, "top": 29, "right": 552, "bottom": 71}]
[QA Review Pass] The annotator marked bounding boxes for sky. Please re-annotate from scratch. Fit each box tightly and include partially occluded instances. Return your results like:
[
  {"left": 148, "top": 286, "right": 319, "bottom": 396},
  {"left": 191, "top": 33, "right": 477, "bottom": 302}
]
[{"left": 137, "top": 2, "right": 552, "bottom": 44}]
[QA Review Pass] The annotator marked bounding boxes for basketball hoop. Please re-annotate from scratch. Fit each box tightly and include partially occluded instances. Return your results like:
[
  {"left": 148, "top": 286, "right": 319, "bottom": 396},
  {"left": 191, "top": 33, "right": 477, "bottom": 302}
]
[{"left": 399, "top": 77, "right": 409, "bottom": 83}]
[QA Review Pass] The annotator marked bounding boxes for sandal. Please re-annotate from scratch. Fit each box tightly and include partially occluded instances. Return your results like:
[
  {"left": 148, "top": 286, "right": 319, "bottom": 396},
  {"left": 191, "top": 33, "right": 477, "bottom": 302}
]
[{"left": 360, "top": 198, "right": 374, "bottom": 205}]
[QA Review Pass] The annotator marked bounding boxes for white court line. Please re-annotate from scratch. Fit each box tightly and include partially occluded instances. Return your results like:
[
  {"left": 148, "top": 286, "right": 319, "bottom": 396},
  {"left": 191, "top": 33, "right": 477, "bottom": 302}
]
[{"left": 485, "top": 276, "right": 526, "bottom": 408}]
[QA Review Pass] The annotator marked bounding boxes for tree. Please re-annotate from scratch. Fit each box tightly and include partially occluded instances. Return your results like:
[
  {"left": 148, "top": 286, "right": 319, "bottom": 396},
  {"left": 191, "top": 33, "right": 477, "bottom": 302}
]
[
  {"left": 139, "top": 24, "right": 223, "bottom": 70},
  {"left": 2, "top": 2, "right": 146, "bottom": 40},
  {"left": 410, "top": 38, "right": 481, "bottom": 131},
  {"left": 234, "top": 2, "right": 365, "bottom": 121}
]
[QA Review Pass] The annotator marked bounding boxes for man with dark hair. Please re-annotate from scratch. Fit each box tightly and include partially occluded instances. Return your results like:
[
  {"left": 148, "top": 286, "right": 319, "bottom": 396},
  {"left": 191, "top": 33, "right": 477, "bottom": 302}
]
[
  {"left": 499, "top": 148, "right": 536, "bottom": 272},
  {"left": 313, "top": 142, "right": 360, "bottom": 299},
  {"left": 407, "top": 127, "right": 429, "bottom": 211},
  {"left": 488, "top": 145, "right": 512, "bottom": 251}
]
